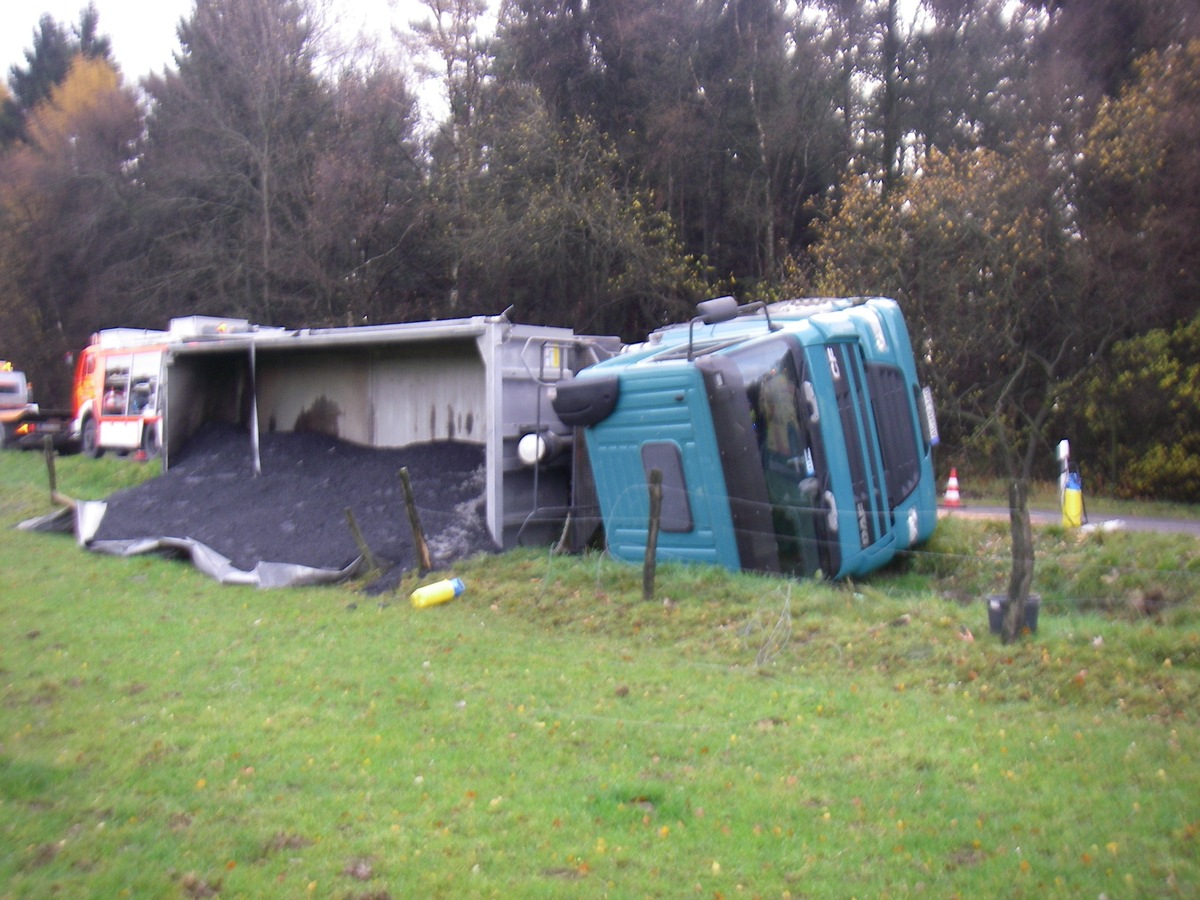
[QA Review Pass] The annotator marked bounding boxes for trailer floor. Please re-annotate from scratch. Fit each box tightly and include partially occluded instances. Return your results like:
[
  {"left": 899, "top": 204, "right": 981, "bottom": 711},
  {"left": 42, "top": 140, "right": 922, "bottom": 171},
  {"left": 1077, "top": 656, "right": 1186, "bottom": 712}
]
[{"left": 92, "top": 424, "right": 498, "bottom": 590}]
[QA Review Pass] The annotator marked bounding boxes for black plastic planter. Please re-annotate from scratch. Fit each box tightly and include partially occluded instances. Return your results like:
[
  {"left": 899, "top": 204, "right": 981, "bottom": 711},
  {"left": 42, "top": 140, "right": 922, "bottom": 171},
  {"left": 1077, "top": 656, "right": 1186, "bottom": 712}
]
[{"left": 987, "top": 593, "right": 1040, "bottom": 635}]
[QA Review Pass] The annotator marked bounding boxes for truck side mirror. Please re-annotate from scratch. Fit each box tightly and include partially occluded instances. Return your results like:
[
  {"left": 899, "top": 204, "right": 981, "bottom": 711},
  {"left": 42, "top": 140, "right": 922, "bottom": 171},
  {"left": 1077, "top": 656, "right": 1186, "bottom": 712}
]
[
  {"left": 696, "top": 296, "right": 739, "bottom": 325},
  {"left": 688, "top": 296, "right": 740, "bottom": 361}
]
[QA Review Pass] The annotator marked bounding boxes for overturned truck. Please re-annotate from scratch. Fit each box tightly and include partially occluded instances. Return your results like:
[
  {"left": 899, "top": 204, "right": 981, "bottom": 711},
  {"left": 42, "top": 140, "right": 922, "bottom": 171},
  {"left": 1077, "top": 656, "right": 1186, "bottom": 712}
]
[
  {"left": 552, "top": 296, "right": 940, "bottom": 580},
  {"left": 36, "top": 299, "right": 938, "bottom": 586}
]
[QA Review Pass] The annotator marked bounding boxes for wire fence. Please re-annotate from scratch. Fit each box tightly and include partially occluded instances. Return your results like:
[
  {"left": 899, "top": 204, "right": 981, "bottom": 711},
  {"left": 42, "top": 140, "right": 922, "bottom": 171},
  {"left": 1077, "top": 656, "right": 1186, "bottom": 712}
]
[{"left": 574, "top": 491, "right": 1200, "bottom": 620}]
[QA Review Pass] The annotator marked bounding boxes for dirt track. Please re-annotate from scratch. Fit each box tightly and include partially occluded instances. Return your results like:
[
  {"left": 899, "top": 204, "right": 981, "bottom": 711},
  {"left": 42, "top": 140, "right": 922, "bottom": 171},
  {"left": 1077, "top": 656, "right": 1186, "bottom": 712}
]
[{"left": 93, "top": 424, "right": 498, "bottom": 588}]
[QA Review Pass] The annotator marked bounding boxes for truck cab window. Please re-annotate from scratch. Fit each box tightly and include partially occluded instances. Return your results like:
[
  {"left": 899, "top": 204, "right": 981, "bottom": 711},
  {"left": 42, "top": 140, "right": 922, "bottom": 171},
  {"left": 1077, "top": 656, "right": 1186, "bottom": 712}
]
[{"left": 730, "top": 339, "right": 831, "bottom": 577}]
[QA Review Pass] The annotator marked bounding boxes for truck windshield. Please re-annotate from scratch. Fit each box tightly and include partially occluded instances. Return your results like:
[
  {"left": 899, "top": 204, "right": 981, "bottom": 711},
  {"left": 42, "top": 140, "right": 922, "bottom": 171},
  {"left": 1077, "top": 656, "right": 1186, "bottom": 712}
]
[{"left": 729, "top": 339, "right": 831, "bottom": 576}]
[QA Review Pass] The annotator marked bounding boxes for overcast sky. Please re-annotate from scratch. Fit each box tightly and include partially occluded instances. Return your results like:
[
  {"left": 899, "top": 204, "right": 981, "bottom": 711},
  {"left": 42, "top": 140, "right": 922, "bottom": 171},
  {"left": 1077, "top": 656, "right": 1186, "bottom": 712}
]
[{"left": 2, "top": 0, "right": 437, "bottom": 87}]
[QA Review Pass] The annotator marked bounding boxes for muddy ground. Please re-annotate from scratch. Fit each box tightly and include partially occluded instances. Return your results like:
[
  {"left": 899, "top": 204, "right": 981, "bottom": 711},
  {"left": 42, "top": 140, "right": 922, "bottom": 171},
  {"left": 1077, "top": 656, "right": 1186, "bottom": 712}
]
[{"left": 92, "top": 424, "right": 498, "bottom": 590}]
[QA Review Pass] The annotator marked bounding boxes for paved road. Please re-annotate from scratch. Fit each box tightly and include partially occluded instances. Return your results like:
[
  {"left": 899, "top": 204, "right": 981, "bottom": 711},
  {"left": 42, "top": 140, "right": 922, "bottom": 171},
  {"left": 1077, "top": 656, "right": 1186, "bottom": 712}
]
[{"left": 939, "top": 505, "right": 1200, "bottom": 538}]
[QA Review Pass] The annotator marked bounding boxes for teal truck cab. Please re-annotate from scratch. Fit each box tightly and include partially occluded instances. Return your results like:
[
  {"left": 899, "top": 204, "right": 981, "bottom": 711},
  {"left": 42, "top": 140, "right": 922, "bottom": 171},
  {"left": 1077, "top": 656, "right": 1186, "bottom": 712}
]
[{"left": 551, "top": 297, "right": 939, "bottom": 579}]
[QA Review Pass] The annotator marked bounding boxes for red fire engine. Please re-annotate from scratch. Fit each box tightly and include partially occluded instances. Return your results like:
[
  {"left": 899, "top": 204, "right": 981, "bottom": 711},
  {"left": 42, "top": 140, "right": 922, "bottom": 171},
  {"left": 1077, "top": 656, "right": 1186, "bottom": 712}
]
[{"left": 73, "top": 317, "right": 251, "bottom": 457}]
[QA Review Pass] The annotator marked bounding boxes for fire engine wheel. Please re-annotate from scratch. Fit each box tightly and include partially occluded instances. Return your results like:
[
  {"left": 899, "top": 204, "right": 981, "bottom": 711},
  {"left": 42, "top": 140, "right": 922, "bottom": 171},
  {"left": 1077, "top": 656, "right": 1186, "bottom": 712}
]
[
  {"left": 81, "top": 417, "right": 104, "bottom": 458},
  {"left": 141, "top": 425, "right": 161, "bottom": 459}
]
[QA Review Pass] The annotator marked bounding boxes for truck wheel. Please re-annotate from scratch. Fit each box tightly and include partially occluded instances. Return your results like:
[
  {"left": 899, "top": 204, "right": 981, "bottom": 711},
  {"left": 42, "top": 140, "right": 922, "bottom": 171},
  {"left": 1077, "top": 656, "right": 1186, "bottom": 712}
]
[
  {"left": 81, "top": 417, "right": 104, "bottom": 458},
  {"left": 141, "top": 425, "right": 161, "bottom": 459}
]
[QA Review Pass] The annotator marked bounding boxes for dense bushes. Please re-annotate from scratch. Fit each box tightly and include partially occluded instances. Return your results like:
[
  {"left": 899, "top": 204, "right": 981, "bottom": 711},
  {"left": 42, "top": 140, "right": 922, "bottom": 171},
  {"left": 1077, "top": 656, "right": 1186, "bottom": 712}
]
[{"left": 1084, "top": 315, "right": 1200, "bottom": 501}]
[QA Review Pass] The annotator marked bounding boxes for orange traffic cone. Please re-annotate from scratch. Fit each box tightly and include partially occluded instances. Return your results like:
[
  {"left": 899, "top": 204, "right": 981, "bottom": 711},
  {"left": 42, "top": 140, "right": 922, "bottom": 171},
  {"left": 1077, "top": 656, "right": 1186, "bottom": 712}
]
[{"left": 943, "top": 468, "right": 962, "bottom": 508}]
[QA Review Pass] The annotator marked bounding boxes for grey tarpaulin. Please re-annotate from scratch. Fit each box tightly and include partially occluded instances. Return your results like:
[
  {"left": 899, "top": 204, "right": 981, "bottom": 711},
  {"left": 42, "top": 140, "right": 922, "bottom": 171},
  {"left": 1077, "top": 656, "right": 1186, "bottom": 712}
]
[
  {"left": 20, "top": 500, "right": 367, "bottom": 588},
  {"left": 18, "top": 427, "right": 499, "bottom": 590}
]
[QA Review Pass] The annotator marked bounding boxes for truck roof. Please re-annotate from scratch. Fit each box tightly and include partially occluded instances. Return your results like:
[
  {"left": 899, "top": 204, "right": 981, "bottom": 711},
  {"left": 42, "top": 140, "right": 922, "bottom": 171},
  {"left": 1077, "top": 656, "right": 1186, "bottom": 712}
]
[
  {"left": 604, "top": 297, "right": 899, "bottom": 370},
  {"left": 90, "top": 328, "right": 171, "bottom": 349},
  {"left": 645, "top": 296, "right": 865, "bottom": 343}
]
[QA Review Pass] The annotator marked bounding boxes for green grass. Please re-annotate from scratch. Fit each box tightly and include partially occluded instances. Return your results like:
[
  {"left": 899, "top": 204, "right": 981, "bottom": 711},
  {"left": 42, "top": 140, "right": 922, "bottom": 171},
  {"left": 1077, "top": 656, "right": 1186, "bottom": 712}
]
[{"left": 1, "top": 451, "right": 1198, "bottom": 897}]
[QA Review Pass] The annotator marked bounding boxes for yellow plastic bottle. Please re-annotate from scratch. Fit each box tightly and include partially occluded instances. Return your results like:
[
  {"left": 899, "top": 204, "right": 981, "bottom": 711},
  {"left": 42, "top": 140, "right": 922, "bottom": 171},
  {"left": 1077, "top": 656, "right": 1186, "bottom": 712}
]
[{"left": 411, "top": 577, "right": 466, "bottom": 609}]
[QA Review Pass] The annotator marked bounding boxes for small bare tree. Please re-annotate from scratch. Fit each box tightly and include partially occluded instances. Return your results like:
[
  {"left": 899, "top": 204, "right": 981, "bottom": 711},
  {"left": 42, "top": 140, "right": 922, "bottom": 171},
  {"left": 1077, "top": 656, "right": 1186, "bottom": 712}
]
[{"left": 813, "top": 139, "right": 1124, "bottom": 641}]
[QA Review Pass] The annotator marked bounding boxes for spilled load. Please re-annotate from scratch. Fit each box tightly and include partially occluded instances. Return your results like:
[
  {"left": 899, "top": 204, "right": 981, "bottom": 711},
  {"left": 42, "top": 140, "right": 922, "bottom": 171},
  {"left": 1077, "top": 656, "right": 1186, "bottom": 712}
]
[{"left": 552, "top": 297, "right": 940, "bottom": 579}]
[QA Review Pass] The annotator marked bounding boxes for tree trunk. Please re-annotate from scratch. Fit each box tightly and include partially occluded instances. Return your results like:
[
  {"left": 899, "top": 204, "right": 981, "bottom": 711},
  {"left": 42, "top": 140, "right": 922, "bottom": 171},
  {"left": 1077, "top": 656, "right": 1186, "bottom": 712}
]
[
  {"left": 881, "top": 0, "right": 900, "bottom": 190},
  {"left": 1002, "top": 478, "right": 1035, "bottom": 643}
]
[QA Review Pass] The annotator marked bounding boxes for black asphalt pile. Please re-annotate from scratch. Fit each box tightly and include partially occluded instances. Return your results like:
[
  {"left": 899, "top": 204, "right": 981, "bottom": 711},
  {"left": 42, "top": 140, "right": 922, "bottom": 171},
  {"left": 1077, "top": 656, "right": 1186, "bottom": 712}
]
[{"left": 93, "top": 424, "right": 499, "bottom": 587}]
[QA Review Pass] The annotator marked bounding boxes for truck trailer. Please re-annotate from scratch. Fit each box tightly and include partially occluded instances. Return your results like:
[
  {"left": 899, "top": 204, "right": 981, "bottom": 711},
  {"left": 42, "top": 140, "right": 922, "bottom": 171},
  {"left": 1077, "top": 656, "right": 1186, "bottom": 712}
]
[
  {"left": 551, "top": 296, "right": 940, "bottom": 579},
  {"left": 154, "top": 312, "right": 619, "bottom": 552}
]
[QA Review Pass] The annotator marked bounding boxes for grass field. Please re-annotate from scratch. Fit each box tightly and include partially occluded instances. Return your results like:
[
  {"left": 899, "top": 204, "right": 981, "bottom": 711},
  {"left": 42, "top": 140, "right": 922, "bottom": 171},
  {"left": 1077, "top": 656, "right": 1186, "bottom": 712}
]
[{"left": 1, "top": 452, "right": 1198, "bottom": 897}]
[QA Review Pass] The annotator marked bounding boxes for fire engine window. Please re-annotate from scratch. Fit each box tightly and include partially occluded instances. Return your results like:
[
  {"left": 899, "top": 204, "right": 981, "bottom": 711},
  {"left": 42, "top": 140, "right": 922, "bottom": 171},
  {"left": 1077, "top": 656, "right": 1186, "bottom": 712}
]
[
  {"left": 130, "top": 351, "right": 159, "bottom": 414},
  {"left": 103, "top": 354, "right": 132, "bottom": 415},
  {"left": 641, "top": 442, "right": 694, "bottom": 533}
]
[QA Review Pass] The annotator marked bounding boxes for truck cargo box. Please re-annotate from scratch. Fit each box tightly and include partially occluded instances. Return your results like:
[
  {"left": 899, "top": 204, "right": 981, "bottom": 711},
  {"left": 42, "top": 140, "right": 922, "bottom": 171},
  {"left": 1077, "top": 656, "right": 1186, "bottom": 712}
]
[{"left": 160, "top": 313, "right": 618, "bottom": 550}]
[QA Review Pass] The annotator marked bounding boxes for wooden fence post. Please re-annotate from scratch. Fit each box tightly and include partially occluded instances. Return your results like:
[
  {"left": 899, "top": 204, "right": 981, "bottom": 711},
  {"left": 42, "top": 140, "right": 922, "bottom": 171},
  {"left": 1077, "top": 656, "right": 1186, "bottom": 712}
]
[
  {"left": 643, "top": 469, "right": 663, "bottom": 601},
  {"left": 399, "top": 467, "right": 433, "bottom": 575},
  {"left": 43, "top": 436, "right": 57, "bottom": 505},
  {"left": 344, "top": 507, "right": 380, "bottom": 575}
]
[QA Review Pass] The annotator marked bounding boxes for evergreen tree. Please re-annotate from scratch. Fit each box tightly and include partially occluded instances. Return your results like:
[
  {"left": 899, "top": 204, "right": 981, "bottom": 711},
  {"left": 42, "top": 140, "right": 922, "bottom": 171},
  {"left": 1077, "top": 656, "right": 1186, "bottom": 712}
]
[
  {"left": 309, "top": 64, "right": 434, "bottom": 324},
  {"left": 3, "top": 5, "right": 113, "bottom": 143},
  {"left": 138, "top": 0, "right": 332, "bottom": 324}
]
